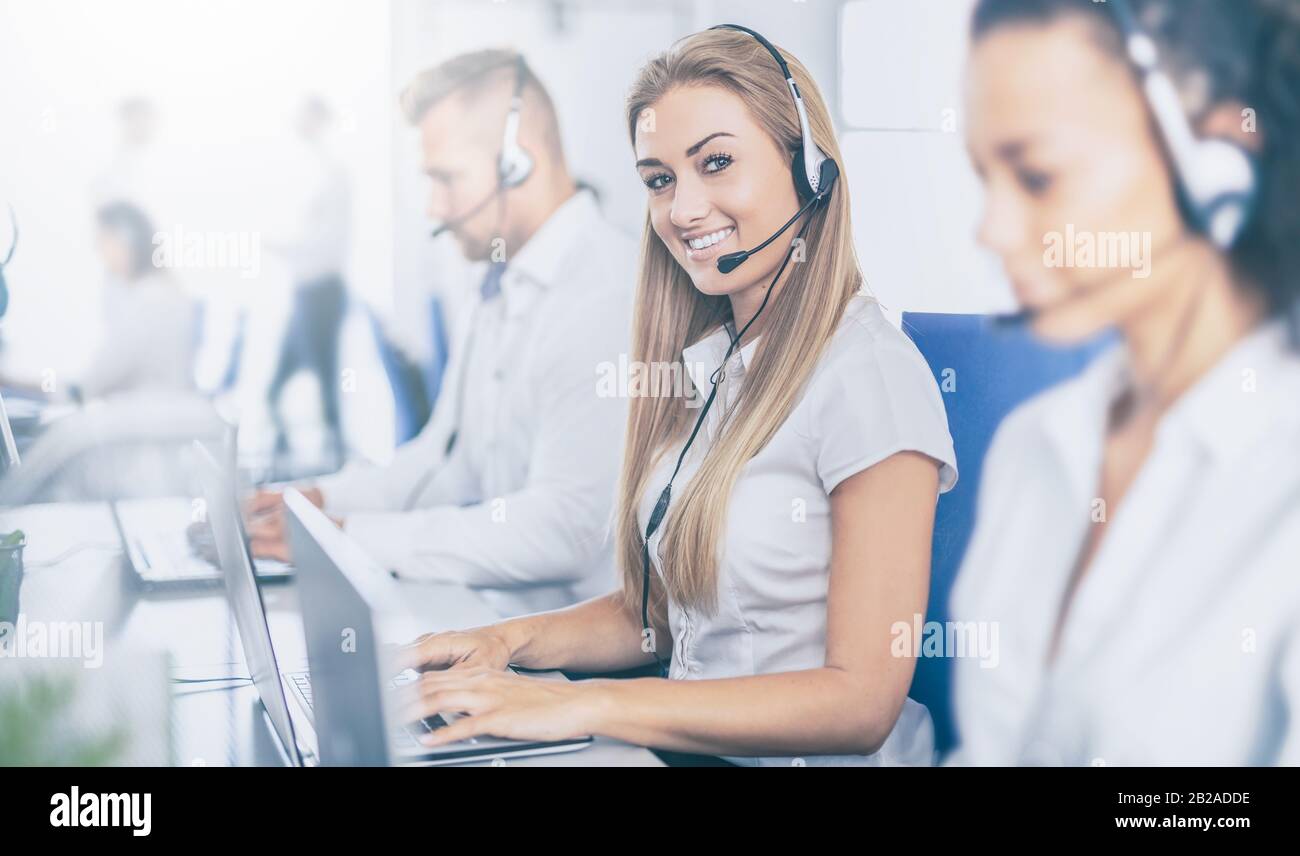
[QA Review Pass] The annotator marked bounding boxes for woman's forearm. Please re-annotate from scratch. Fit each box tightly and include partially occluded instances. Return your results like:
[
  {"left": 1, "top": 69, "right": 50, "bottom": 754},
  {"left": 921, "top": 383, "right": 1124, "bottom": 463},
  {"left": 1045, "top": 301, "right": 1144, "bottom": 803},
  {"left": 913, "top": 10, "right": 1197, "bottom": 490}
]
[
  {"left": 493, "top": 591, "right": 662, "bottom": 674},
  {"left": 586, "top": 668, "right": 901, "bottom": 758}
]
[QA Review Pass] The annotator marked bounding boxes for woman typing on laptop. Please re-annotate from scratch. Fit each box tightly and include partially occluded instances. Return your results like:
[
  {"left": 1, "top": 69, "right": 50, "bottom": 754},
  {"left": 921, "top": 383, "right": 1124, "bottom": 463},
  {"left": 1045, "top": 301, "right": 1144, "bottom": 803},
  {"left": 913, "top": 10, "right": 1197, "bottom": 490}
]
[{"left": 397, "top": 26, "right": 957, "bottom": 766}]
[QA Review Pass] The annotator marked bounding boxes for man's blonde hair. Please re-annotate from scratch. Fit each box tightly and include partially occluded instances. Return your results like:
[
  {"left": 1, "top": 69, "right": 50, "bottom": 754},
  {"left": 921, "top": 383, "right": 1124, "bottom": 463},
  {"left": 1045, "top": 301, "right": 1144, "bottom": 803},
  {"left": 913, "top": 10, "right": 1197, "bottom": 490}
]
[{"left": 399, "top": 49, "right": 564, "bottom": 160}]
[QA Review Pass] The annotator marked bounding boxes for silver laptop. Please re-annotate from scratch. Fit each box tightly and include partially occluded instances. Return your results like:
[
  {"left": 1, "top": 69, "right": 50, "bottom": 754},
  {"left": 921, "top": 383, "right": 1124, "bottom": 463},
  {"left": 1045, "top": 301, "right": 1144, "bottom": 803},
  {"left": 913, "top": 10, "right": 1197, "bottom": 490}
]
[
  {"left": 0, "top": 392, "right": 20, "bottom": 474},
  {"left": 194, "top": 441, "right": 312, "bottom": 765},
  {"left": 113, "top": 442, "right": 292, "bottom": 591},
  {"left": 282, "top": 487, "right": 593, "bottom": 766}
]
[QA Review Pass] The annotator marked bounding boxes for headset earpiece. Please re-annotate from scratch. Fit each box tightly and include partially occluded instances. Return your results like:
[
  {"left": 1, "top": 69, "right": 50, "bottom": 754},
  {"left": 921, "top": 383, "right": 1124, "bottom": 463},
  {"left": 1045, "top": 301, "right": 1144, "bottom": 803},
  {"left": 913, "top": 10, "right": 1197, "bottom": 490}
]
[
  {"left": 1108, "top": 0, "right": 1259, "bottom": 250},
  {"left": 713, "top": 23, "right": 839, "bottom": 209},
  {"left": 497, "top": 56, "right": 535, "bottom": 190},
  {"left": 498, "top": 129, "right": 534, "bottom": 189},
  {"left": 1176, "top": 136, "right": 1257, "bottom": 250},
  {"left": 792, "top": 146, "right": 838, "bottom": 206},
  {"left": 813, "top": 157, "right": 839, "bottom": 203}
]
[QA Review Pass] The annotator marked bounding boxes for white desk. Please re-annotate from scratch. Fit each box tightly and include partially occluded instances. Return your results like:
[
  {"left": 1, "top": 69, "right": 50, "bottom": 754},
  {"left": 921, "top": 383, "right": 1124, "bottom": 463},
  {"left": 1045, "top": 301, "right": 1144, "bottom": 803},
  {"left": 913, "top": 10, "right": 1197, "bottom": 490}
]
[{"left": 4, "top": 501, "right": 662, "bottom": 767}]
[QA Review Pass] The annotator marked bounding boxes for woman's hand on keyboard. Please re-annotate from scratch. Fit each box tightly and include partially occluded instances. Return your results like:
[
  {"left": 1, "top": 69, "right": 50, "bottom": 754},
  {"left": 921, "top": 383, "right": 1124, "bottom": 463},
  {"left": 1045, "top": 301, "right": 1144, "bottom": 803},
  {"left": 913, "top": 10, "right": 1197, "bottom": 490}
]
[{"left": 399, "top": 627, "right": 513, "bottom": 674}]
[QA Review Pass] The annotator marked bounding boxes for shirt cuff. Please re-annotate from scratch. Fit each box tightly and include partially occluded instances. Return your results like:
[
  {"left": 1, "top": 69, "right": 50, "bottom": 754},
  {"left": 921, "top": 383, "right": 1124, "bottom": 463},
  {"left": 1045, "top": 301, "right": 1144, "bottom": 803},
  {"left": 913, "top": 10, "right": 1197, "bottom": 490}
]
[
  {"left": 340, "top": 511, "right": 424, "bottom": 577},
  {"left": 313, "top": 465, "right": 392, "bottom": 515}
]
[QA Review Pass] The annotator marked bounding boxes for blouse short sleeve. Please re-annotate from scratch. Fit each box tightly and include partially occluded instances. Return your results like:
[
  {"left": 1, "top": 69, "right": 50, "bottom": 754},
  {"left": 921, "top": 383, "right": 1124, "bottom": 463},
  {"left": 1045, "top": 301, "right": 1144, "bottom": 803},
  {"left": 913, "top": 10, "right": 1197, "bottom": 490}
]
[{"left": 807, "top": 307, "right": 958, "bottom": 496}]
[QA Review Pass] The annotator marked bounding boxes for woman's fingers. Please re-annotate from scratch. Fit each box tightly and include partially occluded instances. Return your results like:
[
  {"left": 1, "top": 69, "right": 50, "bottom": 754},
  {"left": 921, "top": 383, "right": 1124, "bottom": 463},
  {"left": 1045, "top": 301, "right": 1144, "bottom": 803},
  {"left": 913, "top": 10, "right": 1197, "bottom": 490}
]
[
  {"left": 398, "top": 631, "right": 506, "bottom": 672},
  {"left": 398, "top": 669, "right": 493, "bottom": 721},
  {"left": 420, "top": 713, "right": 497, "bottom": 748},
  {"left": 399, "top": 633, "right": 462, "bottom": 671},
  {"left": 400, "top": 685, "right": 489, "bottom": 725}
]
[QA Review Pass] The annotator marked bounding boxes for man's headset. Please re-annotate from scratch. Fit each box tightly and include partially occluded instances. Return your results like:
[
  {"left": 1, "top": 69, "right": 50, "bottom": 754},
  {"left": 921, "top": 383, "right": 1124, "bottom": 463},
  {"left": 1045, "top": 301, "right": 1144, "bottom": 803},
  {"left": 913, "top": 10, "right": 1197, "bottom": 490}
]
[
  {"left": 429, "top": 55, "right": 536, "bottom": 240},
  {"left": 637, "top": 25, "right": 838, "bottom": 675},
  {"left": 0, "top": 205, "right": 15, "bottom": 319},
  {"left": 997, "top": 0, "right": 1260, "bottom": 327}
]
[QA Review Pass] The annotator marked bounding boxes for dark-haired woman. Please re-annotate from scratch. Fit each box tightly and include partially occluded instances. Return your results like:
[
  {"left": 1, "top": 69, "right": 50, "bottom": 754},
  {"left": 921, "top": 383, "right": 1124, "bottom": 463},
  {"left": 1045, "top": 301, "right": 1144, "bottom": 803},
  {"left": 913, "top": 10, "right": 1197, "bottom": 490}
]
[
  {"left": 1, "top": 202, "right": 198, "bottom": 401},
  {"left": 76, "top": 201, "right": 199, "bottom": 400},
  {"left": 950, "top": 0, "right": 1300, "bottom": 765}
]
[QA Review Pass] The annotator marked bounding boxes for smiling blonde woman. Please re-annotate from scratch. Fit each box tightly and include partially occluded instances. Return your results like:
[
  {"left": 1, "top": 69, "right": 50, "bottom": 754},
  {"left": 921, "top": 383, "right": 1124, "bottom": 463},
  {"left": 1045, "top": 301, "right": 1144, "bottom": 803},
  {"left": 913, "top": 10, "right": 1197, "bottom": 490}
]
[{"left": 399, "top": 26, "right": 957, "bottom": 767}]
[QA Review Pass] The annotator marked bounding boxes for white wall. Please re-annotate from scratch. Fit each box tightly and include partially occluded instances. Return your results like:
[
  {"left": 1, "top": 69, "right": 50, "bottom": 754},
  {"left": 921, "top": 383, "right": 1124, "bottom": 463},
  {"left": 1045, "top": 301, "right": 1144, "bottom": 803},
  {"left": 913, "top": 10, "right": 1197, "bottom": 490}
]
[{"left": 839, "top": 0, "right": 1011, "bottom": 316}]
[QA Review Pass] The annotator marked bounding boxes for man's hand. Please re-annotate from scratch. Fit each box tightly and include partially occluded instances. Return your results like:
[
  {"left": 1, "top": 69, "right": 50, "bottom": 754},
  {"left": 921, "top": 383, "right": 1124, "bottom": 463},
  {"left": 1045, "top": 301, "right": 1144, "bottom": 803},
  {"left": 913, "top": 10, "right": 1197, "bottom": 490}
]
[
  {"left": 245, "top": 486, "right": 323, "bottom": 517},
  {"left": 244, "top": 486, "right": 327, "bottom": 561}
]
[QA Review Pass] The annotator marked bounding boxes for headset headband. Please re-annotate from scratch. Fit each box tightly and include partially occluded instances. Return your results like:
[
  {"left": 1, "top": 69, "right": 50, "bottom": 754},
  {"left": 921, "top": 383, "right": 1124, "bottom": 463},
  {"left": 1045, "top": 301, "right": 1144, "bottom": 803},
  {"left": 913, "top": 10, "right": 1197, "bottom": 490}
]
[{"left": 710, "top": 23, "right": 833, "bottom": 200}]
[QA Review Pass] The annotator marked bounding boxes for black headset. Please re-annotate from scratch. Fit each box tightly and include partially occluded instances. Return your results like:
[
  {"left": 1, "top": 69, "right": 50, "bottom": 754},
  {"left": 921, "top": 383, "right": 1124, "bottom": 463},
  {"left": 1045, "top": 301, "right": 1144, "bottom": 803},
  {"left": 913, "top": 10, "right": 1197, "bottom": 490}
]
[
  {"left": 997, "top": 0, "right": 1260, "bottom": 328},
  {"left": 709, "top": 24, "right": 840, "bottom": 274},
  {"left": 637, "top": 24, "right": 838, "bottom": 675},
  {"left": 429, "top": 55, "right": 535, "bottom": 240}
]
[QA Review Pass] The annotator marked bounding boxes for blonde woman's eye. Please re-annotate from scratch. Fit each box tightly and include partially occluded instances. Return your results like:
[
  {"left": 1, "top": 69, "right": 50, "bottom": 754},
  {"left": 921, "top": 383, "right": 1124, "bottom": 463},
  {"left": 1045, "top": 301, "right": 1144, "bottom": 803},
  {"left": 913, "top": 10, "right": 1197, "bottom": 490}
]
[
  {"left": 702, "top": 153, "right": 733, "bottom": 173},
  {"left": 643, "top": 172, "right": 673, "bottom": 193}
]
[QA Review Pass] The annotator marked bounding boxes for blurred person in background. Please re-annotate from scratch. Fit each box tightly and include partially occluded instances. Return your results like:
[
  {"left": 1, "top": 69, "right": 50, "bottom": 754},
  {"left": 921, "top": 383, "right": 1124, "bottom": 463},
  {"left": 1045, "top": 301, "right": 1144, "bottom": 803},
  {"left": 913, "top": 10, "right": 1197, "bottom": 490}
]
[
  {"left": 950, "top": 0, "right": 1300, "bottom": 765},
  {"left": 265, "top": 96, "right": 353, "bottom": 471},
  {"left": 92, "top": 97, "right": 164, "bottom": 219},
  {"left": 0, "top": 201, "right": 198, "bottom": 402},
  {"left": 247, "top": 51, "right": 636, "bottom": 618}
]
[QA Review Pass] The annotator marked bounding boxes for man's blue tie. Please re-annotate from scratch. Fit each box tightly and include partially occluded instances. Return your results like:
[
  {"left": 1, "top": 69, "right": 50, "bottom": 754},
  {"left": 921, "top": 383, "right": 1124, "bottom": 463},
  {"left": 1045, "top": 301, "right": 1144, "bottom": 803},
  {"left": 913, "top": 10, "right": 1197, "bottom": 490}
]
[{"left": 480, "top": 261, "right": 507, "bottom": 301}]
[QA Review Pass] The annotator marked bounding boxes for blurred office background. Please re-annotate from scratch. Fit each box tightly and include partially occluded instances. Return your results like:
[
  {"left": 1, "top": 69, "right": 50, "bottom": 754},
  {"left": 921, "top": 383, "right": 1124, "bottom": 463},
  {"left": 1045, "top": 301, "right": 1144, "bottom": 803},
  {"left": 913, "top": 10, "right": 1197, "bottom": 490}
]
[{"left": 0, "top": 0, "right": 1010, "bottom": 478}]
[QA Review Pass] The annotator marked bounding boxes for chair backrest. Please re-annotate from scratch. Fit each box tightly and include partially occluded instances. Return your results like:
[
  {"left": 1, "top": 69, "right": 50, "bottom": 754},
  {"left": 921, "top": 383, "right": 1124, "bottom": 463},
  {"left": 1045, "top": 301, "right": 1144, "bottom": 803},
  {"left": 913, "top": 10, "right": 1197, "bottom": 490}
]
[
  {"left": 901, "top": 312, "right": 1112, "bottom": 754},
  {"left": 368, "top": 298, "right": 452, "bottom": 446},
  {"left": 422, "top": 297, "right": 451, "bottom": 413}
]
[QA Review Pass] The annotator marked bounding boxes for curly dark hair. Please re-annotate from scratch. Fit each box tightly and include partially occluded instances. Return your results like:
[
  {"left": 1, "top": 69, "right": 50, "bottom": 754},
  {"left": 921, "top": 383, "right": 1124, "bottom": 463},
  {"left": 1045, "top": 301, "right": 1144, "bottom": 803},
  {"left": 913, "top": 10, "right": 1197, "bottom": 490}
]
[{"left": 972, "top": 0, "right": 1300, "bottom": 345}]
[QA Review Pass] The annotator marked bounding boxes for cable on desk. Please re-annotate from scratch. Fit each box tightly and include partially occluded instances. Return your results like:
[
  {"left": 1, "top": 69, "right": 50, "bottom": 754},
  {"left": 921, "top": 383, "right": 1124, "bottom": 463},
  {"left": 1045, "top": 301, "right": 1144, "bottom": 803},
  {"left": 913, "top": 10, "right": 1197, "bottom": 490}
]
[{"left": 23, "top": 541, "right": 121, "bottom": 569}]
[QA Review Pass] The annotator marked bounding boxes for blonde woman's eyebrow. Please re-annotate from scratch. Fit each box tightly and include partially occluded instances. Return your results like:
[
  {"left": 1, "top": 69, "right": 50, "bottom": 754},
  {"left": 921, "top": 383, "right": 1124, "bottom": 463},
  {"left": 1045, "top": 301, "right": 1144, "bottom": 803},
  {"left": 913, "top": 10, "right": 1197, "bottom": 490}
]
[
  {"left": 686, "top": 131, "right": 734, "bottom": 156},
  {"left": 635, "top": 132, "right": 736, "bottom": 169}
]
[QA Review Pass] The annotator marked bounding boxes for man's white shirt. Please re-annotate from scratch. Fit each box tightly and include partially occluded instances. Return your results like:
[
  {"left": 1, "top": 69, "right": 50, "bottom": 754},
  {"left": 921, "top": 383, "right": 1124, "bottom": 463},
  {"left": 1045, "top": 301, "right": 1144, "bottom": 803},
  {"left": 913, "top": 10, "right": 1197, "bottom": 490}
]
[{"left": 315, "top": 190, "right": 636, "bottom": 618}]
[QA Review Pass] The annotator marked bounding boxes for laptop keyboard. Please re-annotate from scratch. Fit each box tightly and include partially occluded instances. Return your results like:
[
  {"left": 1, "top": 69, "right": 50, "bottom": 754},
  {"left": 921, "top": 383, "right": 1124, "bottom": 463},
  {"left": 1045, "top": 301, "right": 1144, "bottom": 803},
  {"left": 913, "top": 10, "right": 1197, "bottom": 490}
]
[
  {"left": 290, "top": 673, "right": 314, "bottom": 708},
  {"left": 288, "top": 671, "right": 449, "bottom": 746}
]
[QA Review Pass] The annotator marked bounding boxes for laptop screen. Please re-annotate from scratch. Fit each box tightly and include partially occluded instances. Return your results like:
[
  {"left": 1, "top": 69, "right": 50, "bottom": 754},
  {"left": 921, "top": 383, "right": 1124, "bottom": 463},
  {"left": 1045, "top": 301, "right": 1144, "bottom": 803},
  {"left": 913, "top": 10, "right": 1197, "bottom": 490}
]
[
  {"left": 194, "top": 441, "right": 304, "bottom": 767},
  {"left": 0, "top": 392, "right": 20, "bottom": 474}
]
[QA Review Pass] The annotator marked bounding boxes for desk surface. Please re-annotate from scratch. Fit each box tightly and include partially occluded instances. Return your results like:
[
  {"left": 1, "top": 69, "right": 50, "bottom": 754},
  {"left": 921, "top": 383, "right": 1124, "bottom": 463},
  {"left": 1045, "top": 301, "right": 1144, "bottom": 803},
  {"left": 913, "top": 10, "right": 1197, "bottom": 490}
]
[{"left": 5, "top": 501, "right": 662, "bottom": 767}]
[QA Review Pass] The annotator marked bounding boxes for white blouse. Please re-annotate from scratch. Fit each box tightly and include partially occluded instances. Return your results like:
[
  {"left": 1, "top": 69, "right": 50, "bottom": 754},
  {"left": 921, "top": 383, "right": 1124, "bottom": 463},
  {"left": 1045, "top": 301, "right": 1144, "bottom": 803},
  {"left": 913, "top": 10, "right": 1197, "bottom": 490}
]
[
  {"left": 81, "top": 272, "right": 198, "bottom": 399},
  {"left": 949, "top": 319, "right": 1300, "bottom": 765},
  {"left": 637, "top": 294, "right": 958, "bottom": 766}
]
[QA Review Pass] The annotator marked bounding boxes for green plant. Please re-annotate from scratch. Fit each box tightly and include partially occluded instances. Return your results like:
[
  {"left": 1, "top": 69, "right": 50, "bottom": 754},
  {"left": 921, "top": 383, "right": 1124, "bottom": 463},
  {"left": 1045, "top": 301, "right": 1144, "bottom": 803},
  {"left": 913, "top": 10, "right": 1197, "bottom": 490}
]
[{"left": 0, "top": 671, "right": 128, "bottom": 766}]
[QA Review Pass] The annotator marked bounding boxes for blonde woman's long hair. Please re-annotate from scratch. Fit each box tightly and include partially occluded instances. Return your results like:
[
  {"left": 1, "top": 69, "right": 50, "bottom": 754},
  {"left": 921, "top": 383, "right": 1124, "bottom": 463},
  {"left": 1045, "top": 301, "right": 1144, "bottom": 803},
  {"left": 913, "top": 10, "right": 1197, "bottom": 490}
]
[{"left": 617, "top": 28, "right": 866, "bottom": 626}]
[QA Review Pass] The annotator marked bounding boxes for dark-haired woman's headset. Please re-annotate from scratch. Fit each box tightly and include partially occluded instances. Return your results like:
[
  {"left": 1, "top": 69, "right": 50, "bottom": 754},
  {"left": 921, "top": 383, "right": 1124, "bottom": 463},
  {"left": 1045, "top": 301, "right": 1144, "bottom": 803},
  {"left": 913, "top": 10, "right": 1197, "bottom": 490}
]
[
  {"left": 1109, "top": 0, "right": 1258, "bottom": 249},
  {"left": 429, "top": 55, "right": 535, "bottom": 240},
  {"left": 637, "top": 24, "right": 840, "bottom": 675},
  {"left": 1110, "top": 0, "right": 1300, "bottom": 349},
  {"left": 998, "top": 0, "right": 1261, "bottom": 328}
]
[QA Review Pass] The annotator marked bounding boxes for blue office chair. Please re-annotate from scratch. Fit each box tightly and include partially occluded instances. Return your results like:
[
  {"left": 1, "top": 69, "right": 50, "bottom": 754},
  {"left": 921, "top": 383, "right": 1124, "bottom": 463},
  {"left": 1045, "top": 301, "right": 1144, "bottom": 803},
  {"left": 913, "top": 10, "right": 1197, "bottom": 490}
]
[
  {"left": 902, "top": 312, "right": 1113, "bottom": 756},
  {"left": 422, "top": 296, "right": 451, "bottom": 415},
  {"left": 367, "top": 297, "right": 451, "bottom": 445}
]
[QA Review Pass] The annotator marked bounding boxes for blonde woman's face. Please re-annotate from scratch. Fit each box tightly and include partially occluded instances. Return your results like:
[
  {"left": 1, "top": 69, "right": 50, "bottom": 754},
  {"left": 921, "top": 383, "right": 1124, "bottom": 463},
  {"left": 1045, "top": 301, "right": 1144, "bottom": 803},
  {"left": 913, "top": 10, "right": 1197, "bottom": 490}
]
[{"left": 634, "top": 84, "right": 802, "bottom": 297}]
